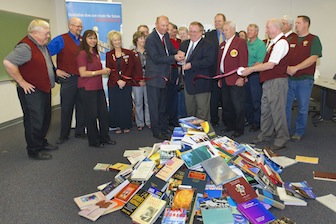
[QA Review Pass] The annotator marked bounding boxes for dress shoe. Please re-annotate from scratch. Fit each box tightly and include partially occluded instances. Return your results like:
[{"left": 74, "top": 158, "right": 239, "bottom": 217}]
[
  {"left": 269, "top": 144, "right": 286, "bottom": 150},
  {"left": 28, "top": 151, "right": 52, "bottom": 160},
  {"left": 231, "top": 131, "right": 243, "bottom": 138},
  {"left": 249, "top": 124, "right": 260, "bottom": 132},
  {"left": 43, "top": 143, "right": 59, "bottom": 151},
  {"left": 89, "top": 143, "right": 104, "bottom": 148},
  {"left": 75, "top": 133, "right": 87, "bottom": 139},
  {"left": 153, "top": 132, "right": 169, "bottom": 140},
  {"left": 102, "top": 140, "right": 116, "bottom": 145},
  {"left": 56, "top": 137, "right": 68, "bottom": 145},
  {"left": 291, "top": 135, "right": 302, "bottom": 142}
]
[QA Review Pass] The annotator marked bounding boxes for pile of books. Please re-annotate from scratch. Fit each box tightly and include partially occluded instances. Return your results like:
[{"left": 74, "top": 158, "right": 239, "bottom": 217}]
[{"left": 73, "top": 116, "right": 325, "bottom": 223}]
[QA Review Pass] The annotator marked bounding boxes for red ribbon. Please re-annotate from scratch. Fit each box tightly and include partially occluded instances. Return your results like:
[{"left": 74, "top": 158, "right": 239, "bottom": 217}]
[
  {"left": 192, "top": 68, "right": 238, "bottom": 85},
  {"left": 120, "top": 74, "right": 168, "bottom": 84}
]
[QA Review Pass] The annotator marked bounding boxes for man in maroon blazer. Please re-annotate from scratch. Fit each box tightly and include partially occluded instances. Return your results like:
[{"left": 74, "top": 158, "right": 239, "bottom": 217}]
[{"left": 217, "top": 21, "right": 248, "bottom": 138}]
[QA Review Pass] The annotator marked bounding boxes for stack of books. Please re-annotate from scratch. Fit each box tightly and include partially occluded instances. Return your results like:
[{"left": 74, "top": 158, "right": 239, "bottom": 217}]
[{"left": 74, "top": 116, "right": 322, "bottom": 223}]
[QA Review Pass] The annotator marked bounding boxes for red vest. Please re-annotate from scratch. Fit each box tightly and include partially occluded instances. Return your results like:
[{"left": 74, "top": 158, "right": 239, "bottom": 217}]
[
  {"left": 57, "top": 33, "right": 80, "bottom": 75},
  {"left": 260, "top": 36, "right": 289, "bottom": 82},
  {"left": 288, "top": 34, "right": 316, "bottom": 77},
  {"left": 18, "top": 36, "right": 51, "bottom": 93}
]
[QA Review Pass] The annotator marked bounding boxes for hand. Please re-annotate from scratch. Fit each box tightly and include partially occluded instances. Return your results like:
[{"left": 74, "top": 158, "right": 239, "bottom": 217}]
[
  {"left": 117, "top": 79, "right": 126, "bottom": 89},
  {"left": 104, "top": 68, "right": 111, "bottom": 75},
  {"left": 240, "top": 67, "right": 253, "bottom": 77},
  {"left": 139, "top": 80, "right": 146, "bottom": 86},
  {"left": 183, "top": 62, "right": 191, "bottom": 71},
  {"left": 177, "top": 50, "right": 185, "bottom": 57},
  {"left": 19, "top": 80, "right": 36, "bottom": 94},
  {"left": 174, "top": 53, "right": 185, "bottom": 62},
  {"left": 235, "top": 78, "right": 245, "bottom": 86},
  {"left": 56, "top": 69, "right": 70, "bottom": 79},
  {"left": 287, "top": 66, "right": 297, "bottom": 76}
]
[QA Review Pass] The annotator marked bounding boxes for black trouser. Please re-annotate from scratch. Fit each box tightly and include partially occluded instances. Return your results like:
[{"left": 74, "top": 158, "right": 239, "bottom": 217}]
[
  {"left": 79, "top": 88, "right": 110, "bottom": 146},
  {"left": 221, "top": 80, "right": 246, "bottom": 133},
  {"left": 146, "top": 85, "right": 169, "bottom": 134},
  {"left": 59, "top": 75, "right": 85, "bottom": 139},
  {"left": 210, "top": 81, "right": 223, "bottom": 124},
  {"left": 167, "top": 66, "right": 179, "bottom": 124},
  {"left": 17, "top": 87, "right": 51, "bottom": 153}
]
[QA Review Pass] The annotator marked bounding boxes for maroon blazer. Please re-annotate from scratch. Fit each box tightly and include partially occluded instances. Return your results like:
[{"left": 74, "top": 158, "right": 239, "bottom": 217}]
[
  {"left": 217, "top": 36, "right": 248, "bottom": 86},
  {"left": 132, "top": 49, "right": 145, "bottom": 86},
  {"left": 106, "top": 48, "right": 135, "bottom": 87}
]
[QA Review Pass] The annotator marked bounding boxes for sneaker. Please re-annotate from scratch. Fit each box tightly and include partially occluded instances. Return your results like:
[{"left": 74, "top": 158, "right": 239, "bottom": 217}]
[{"left": 291, "top": 135, "right": 302, "bottom": 142}]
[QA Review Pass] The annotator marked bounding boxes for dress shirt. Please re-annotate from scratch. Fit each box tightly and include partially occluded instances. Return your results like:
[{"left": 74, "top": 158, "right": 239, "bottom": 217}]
[
  {"left": 220, "top": 35, "right": 234, "bottom": 73},
  {"left": 48, "top": 31, "right": 81, "bottom": 56},
  {"left": 267, "top": 32, "right": 289, "bottom": 65}
]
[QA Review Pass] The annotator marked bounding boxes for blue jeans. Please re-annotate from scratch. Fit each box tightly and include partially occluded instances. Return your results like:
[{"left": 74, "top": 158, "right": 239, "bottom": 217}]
[
  {"left": 286, "top": 78, "right": 314, "bottom": 136},
  {"left": 245, "top": 73, "right": 262, "bottom": 125}
]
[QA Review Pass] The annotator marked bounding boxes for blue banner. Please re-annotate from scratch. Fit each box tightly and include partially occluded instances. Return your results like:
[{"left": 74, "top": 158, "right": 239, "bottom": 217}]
[{"left": 65, "top": 0, "right": 122, "bottom": 63}]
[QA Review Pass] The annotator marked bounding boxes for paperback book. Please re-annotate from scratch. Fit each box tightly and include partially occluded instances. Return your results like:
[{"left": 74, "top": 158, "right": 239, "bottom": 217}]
[
  {"left": 161, "top": 208, "right": 187, "bottom": 224},
  {"left": 178, "top": 116, "right": 205, "bottom": 130},
  {"left": 74, "top": 191, "right": 106, "bottom": 210},
  {"left": 237, "top": 198, "right": 276, "bottom": 224},
  {"left": 131, "top": 195, "right": 166, "bottom": 224},
  {"left": 180, "top": 145, "right": 214, "bottom": 170}
]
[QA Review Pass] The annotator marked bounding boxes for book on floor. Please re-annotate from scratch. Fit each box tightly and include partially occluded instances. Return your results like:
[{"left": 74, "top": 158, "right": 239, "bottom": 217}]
[
  {"left": 161, "top": 208, "right": 187, "bottom": 224},
  {"left": 121, "top": 189, "right": 151, "bottom": 217},
  {"left": 93, "top": 163, "right": 112, "bottom": 171},
  {"left": 201, "top": 207, "right": 234, "bottom": 224},
  {"left": 131, "top": 160, "right": 156, "bottom": 181},
  {"left": 109, "top": 162, "right": 130, "bottom": 171},
  {"left": 201, "top": 156, "right": 238, "bottom": 186},
  {"left": 178, "top": 116, "right": 205, "bottom": 130},
  {"left": 211, "top": 136, "right": 246, "bottom": 156},
  {"left": 182, "top": 170, "right": 207, "bottom": 194},
  {"left": 276, "top": 186, "right": 307, "bottom": 206},
  {"left": 313, "top": 171, "right": 336, "bottom": 182},
  {"left": 131, "top": 194, "right": 166, "bottom": 224},
  {"left": 295, "top": 155, "right": 319, "bottom": 164},
  {"left": 200, "top": 121, "right": 217, "bottom": 139},
  {"left": 263, "top": 148, "right": 297, "bottom": 168},
  {"left": 223, "top": 176, "right": 258, "bottom": 204},
  {"left": 156, "top": 157, "right": 184, "bottom": 182},
  {"left": 283, "top": 181, "right": 316, "bottom": 199},
  {"left": 237, "top": 198, "right": 276, "bottom": 224},
  {"left": 255, "top": 188, "right": 285, "bottom": 210},
  {"left": 172, "top": 187, "right": 196, "bottom": 210},
  {"left": 114, "top": 181, "right": 143, "bottom": 203},
  {"left": 180, "top": 145, "right": 214, "bottom": 170},
  {"left": 315, "top": 194, "right": 336, "bottom": 213},
  {"left": 101, "top": 179, "right": 130, "bottom": 200},
  {"left": 74, "top": 191, "right": 106, "bottom": 210}
]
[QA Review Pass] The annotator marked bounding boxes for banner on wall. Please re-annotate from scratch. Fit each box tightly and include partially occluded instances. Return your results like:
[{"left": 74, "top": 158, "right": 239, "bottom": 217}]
[{"left": 65, "top": 0, "right": 122, "bottom": 63}]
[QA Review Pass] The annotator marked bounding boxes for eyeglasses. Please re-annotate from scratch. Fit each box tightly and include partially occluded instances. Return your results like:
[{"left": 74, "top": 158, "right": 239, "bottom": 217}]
[{"left": 71, "top": 24, "right": 83, "bottom": 29}]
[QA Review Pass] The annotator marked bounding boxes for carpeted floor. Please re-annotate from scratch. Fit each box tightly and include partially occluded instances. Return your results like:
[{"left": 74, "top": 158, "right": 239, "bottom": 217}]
[{"left": 0, "top": 107, "right": 335, "bottom": 224}]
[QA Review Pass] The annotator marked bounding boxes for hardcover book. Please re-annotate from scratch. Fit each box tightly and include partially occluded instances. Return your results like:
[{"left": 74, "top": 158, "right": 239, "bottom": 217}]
[
  {"left": 255, "top": 188, "right": 285, "bottom": 210},
  {"left": 313, "top": 171, "right": 336, "bottom": 182},
  {"left": 172, "top": 187, "right": 195, "bottom": 210},
  {"left": 132, "top": 195, "right": 166, "bottom": 224},
  {"left": 211, "top": 136, "right": 246, "bottom": 156},
  {"left": 237, "top": 198, "right": 276, "bottom": 224},
  {"left": 283, "top": 181, "right": 316, "bottom": 199},
  {"left": 143, "top": 174, "right": 169, "bottom": 193},
  {"left": 201, "top": 207, "right": 234, "bottom": 224},
  {"left": 223, "top": 176, "right": 258, "bottom": 204},
  {"left": 200, "top": 121, "right": 217, "bottom": 139},
  {"left": 178, "top": 116, "right": 205, "bottom": 130},
  {"left": 156, "top": 157, "right": 184, "bottom": 182},
  {"left": 74, "top": 191, "right": 106, "bottom": 210},
  {"left": 180, "top": 145, "right": 214, "bottom": 170},
  {"left": 161, "top": 208, "right": 187, "bottom": 224},
  {"left": 182, "top": 170, "right": 207, "bottom": 194},
  {"left": 201, "top": 156, "right": 238, "bottom": 186}
]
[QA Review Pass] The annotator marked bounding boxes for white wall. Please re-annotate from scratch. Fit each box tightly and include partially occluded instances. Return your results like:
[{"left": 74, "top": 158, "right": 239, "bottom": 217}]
[
  {"left": 1, "top": 0, "right": 335, "bottom": 124},
  {"left": 0, "top": 0, "right": 61, "bottom": 124}
]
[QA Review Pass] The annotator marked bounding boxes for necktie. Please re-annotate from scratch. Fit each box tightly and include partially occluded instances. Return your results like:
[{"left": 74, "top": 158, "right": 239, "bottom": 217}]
[
  {"left": 219, "top": 33, "right": 223, "bottom": 44},
  {"left": 161, "top": 36, "right": 165, "bottom": 46},
  {"left": 186, "top": 42, "right": 194, "bottom": 62}
]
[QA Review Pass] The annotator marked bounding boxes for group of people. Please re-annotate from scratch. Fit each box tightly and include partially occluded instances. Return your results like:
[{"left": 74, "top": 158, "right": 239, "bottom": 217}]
[{"left": 2, "top": 12, "right": 321, "bottom": 160}]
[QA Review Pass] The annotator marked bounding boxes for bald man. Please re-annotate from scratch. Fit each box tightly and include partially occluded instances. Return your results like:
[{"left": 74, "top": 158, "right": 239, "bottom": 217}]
[
  {"left": 242, "top": 18, "right": 290, "bottom": 150},
  {"left": 48, "top": 17, "right": 86, "bottom": 144},
  {"left": 145, "top": 15, "right": 185, "bottom": 140}
]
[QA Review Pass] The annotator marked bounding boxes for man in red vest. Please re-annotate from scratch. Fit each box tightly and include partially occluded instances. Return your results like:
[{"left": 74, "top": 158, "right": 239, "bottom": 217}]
[
  {"left": 241, "top": 18, "right": 290, "bottom": 150},
  {"left": 3, "top": 19, "right": 57, "bottom": 160},
  {"left": 48, "top": 17, "right": 86, "bottom": 144},
  {"left": 286, "top": 15, "right": 322, "bottom": 141}
]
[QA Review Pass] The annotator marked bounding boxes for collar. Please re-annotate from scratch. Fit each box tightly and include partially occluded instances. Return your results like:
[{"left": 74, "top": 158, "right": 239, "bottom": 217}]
[
  {"left": 284, "top": 30, "right": 293, "bottom": 37},
  {"left": 271, "top": 32, "right": 285, "bottom": 44},
  {"left": 68, "top": 31, "right": 80, "bottom": 41}
]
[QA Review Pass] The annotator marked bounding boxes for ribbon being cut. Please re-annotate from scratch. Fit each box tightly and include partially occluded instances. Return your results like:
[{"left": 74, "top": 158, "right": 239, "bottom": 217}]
[{"left": 192, "top": 67, "right": 245, "bottom": 85}]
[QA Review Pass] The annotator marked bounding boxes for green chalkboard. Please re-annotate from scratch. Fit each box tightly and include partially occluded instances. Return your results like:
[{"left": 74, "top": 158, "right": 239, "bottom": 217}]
[{"left": 0, "top": 10, "right": 49, "bottom": 82}]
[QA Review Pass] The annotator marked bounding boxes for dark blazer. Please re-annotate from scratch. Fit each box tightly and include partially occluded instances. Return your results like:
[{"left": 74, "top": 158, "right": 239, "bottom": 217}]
[
  {"left": 179, "top": 38, "right": 215, "bottom": 95},
  {"left": 106, "top": 48, "right": 135, "bottom": 87},
  {"left": 217, "top": 36, "right": 248, "bottom": 86},
  {"left": 144, "top": 29, "right": 177, "bottom": 88},
  {"left": 204, "top": 30, "right": 220, "bottom": 75}
]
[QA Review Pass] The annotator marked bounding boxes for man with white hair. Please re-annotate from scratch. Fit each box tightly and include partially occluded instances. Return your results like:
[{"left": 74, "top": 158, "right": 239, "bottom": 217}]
[
  {"left": 3, "top": 19, "right": 57, "bottom": 159},
  {"left": 241, "top": 18, "right": 290, "bottom": 150},
  {"left": 218, "top": 21, "right": 248, "bottom": 139},
  {"left": 281, "top": 15, "right": 298, "bottom": 41}
]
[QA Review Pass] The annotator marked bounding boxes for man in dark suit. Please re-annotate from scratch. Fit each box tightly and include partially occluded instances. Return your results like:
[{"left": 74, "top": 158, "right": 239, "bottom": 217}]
[
  {"left": 179, "top": 21, "right": 215, "bottom": 121},
  {"left": 204, "top": 13, "right": 226, "bottom": 126},
  {"left": 218, "top": 21, "right": 248, "bottom": 138},
  {"left": 145, "top": 15, "right": 185, "bottom": 140}
]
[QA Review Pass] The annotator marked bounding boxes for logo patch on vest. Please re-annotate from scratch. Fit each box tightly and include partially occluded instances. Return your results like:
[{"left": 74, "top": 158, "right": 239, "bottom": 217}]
[
  {"left": 230, "top": 49, "right": 238, "bottom": 57},
  {"left": 303, "top": 40, "right": 309, "bottom": 46}
]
